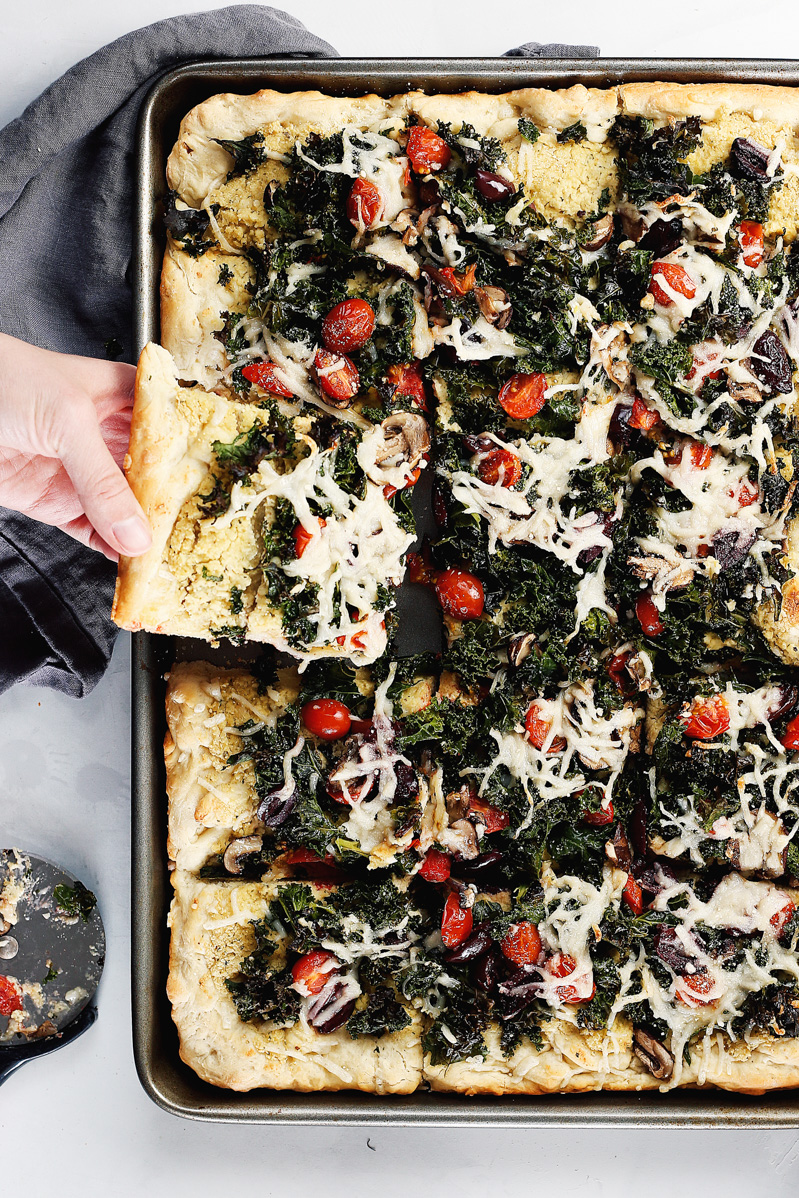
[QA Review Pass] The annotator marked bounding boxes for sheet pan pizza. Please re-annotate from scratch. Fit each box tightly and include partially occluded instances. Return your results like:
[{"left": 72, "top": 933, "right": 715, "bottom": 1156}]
[{"left": 116, "top": 81, "right": 799, "bottom": 1095}]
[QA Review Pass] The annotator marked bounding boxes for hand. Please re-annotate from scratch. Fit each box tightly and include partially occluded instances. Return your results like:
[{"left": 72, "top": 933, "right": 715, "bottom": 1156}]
[{"left": 0, "top": 333, "right": 152, "bottom": 561}]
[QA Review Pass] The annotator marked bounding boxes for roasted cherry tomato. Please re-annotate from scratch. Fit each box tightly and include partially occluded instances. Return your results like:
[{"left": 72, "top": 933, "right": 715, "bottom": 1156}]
[
  {"left": 781, "top": 714, "right": 799, "bottom": 750},
  {"left": 770, "top": 898, "right": 796, "bottom": 937},
  {"left": 347, "top": 177, "right": 383, "bottom": 228},
  {"left": 386, "top": 361, "right": 427, "bottom": 409},
  {"left": 434, "top": 568, "right": 485, "bottom": 619},
  {"left": 407, "top": 125, "right": 451, "bottom": 173},
  {"left": 649, "top": 261, "right": 696, "bottom": 306},
  {"left": 500, "top": 921, "right": 542, "bottom": 967},
  {"left": 322, "top": 298, "right": 376, "bottom": 354},
  {"left": 623, "top": 875, "right": 644, "bottom": 916},
  {"left": 635, "top": 592, "right": 664, "bottom": 636},
  {"left": 735, "top": 479, "right": 760, "bottom": 508},
  {"left": 291, "top": 949, "right": 339, "bottom": 995},
  {"left": 0, "top": 975, "right": 23, "bottom": 1017},
  {"left": 740, "top": 220, "right": 764, "bottom": 268},
  {"left": 524, "top": 703, "right": 567, "bottom": 753},
  {"left": 675, "top": 970, "right": 716, "bottom": 1007},
  {"left": 680, "top": 693, "right": 730, "bottom": 740},
  {"left": 407, "top": 548, "right": 435, "bottom": 586},
  {"left": 301, "top": 698, "right": 352, "bottom": 741},
  {"left": 583, "top": 800, "right": 614, "bottom": 826},
  {"left": 434, "top": 264, "right": 477, "bottom": 297},
  {"left": 477, "top": 448, "right": 522, "bottom": 488},
  {"left": 241, "top": 360, "right": 293, "bottom": 397},
  {"left": 629, "top": 396, "right": 660, "bottom": 431},
  {"left": 441, "top": 893, "right": 473, "bottom": 947},
  {"left": 550, "top": 953, "right": 595, "bottom": 1003},
  {"left": 419, "top": 849, "right": 451, "bottom": 882},
  {"left": 314, "top": 349, "right": 360, "bottom": 404},
  {"left": 688, "top": 441, "right": 713, "bottom": 469},
  {"left": 293, "top": 517, "right": 324, "bottom": 559},
  {"left": 497, "top": 372, "right": 548, "bottom": 419},
  {"left": 468, "top": 795, "right": 510, "bottom": 833}
]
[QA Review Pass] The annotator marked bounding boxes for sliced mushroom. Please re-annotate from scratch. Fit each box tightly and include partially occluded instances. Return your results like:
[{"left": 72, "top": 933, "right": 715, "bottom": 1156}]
[
  {"left": 376, "top": 410, "right": 431, "bottom": 472},
  {"left": 441, "top": 818, "right": 480, "bottom": 860},
  {"left": 628, "top": 553, "right": 695, "bottom": 591},
  {"left": 223, "top": 834, "right": 263, "bottom": 875},
  {"left": 445, "top": 785, "right": 472, "bottom": 821},
  {"left": 633, "top": 1028, "right": 674, "bottom": 1080},
  {"left": 474, "top": 285, "right": 512, "bottom": 330},
  {"left": 727, "top": 379, "right": 762, "bottom": 405},
  {"left": 0, "top": 917, "right": 10, "bottom": 936},
  {"left": 508, "top": 632, "right": 536, "bottom": 668},
  {"left": 593, "top": 324, "right": 631, "bottom": 388},
  {"left": 582, "top": 213, "right": 614, "bottom": 252}
]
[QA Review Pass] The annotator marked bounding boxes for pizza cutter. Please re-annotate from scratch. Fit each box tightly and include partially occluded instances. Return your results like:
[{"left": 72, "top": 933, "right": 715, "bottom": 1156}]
[{"left": 0, "top": 849, "right": 105, "bottom": 1086}]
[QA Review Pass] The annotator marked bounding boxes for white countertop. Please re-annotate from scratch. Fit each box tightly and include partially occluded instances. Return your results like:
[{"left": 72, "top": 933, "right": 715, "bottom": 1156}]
[{"left": 3, "top": 3, "right": 799, "bottom": 1192}]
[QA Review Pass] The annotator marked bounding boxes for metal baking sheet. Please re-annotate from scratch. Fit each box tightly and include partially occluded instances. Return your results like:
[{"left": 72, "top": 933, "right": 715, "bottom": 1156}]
[{"left": 132, "top": 56, "right": 799, "bottom": 1124}]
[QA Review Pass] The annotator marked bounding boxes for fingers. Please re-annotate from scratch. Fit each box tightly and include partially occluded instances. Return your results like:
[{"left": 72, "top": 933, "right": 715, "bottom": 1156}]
[
  {"left": 56, "top": 400, "right": 152, "bottom": 558},
  {"left": 58, "top": 514, "right": 119, "bottom": 562}
]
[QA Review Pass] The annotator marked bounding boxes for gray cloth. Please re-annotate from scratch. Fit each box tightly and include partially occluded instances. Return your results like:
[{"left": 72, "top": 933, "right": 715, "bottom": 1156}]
[{"left": 0, "top": 10, "right": 594, "bottom": 696}]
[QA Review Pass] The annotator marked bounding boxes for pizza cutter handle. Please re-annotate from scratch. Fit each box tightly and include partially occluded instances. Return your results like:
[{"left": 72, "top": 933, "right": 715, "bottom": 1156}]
[{"left": 0, "top": 1004, "right": 98, "bottom": 1086}]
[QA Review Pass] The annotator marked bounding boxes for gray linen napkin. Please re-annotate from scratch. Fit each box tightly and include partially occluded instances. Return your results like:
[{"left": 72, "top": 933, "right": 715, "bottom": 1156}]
[{"left": 0, "top": 11, "right": 594, "bottom": 696}]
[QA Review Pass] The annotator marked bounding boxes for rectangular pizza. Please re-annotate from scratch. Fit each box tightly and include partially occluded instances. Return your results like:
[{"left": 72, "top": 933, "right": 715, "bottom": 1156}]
[{"left": 121, "top": 79, "right": 799, "bottom": 1096}]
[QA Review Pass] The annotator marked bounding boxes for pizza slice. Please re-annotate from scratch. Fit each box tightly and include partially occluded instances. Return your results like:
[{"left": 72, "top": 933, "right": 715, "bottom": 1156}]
[
  {"left": 164, "top": 658, "right": 437, "bottom": 875},
  {"left": 113, "top": 343, "right": 426, "bottom": 660},
  {"left": 168, "top": 870, "right": 425, "bottom": 1092}
]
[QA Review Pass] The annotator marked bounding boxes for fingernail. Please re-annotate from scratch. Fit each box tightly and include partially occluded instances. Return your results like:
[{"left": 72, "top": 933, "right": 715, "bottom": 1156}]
[{"left": 112, "top": 516, "right": 152, "bottom": 555}]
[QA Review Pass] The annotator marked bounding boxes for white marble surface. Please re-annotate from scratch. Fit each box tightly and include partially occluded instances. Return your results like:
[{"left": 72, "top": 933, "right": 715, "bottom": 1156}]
[{"left": 3, "top": 4, "right": 799, "bottom": 1192}]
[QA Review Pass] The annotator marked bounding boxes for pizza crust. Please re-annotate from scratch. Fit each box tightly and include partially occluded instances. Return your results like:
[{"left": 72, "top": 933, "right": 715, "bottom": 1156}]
[
  {"left": 168, "top": 870, "right": 423, "bottom": 1093},
  {"left": 424, "top": 1019, "right": 799, "bottom": 1096},
  {"left": 160, "top": 246, "right": 252, "bottom": 388},
  {"left": 164, "top": 660, "right": 300, "bottom": 871}
]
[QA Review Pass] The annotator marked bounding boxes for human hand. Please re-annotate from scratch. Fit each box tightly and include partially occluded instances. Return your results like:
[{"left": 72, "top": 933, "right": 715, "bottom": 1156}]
[{"left": 0, "top": 333, "right": 152, "bottom": 561}]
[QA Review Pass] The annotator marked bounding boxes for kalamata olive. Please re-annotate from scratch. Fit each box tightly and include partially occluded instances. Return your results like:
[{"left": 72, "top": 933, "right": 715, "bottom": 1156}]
[
  {"left": 606, "top": 824, "right": 632, "bottom": 872},
  {"left": 444, "top": 923, "right": 493, "bottom": 964},
  {"left": 653, "top": 925, "right": 704, "bottom": 973},
  {"left": 394, "top": 759, "right": 420, "bottom": 804},
  {"left": 608, "top": 399, "right": 636, "bottom": 450},
  {"left": 630, "top": 800, "right": 648, "bottom": 857},
  {"left": 638, "top": 217, "right": 683, "bottom": 258},
  {"left": 732, "top": 137, "right": 772, "bottom": 181},
  {"left": 453, "top": 850, "right": 505, "bottom": 877},
  {"left": 256, "top": 786, "right": 298, "bottom": 826},
  {"left": 496, "top": 969, "right": 543, "bottom": 1019},
  {"left": 767, "top": 684, "right": 799, "bottom": 722},
  {"left": 474, "top": 170, "right": 516, "bottom": 202},
  {"left": 633, "top": 862, "right": 677, "bottom": 901},
  {"left": 748, "top": 330, "right": 794, "bottom": 395},
  {"left": 576, "top": 512, "right": 616, "bottom": 569},
  {"left": 417, "top": 179, "right": 440, "bottom": 208},
  {"left": 462, "top": 434, "right": 496, "bottom": 455},
  {"left": 712, "top": 529, "right": 756, "bottom": 570},
  {"left": 309, "top": 987, "right": 358, "bottom": 1034},
  {"left": 474, "top": 946, "right": 502, "bottom": 993}
]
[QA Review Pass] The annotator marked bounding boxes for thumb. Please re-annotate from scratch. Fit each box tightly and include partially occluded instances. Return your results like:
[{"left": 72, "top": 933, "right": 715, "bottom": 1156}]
[{"left": 57, "top": 402, "right": 152, "bottom": 558}]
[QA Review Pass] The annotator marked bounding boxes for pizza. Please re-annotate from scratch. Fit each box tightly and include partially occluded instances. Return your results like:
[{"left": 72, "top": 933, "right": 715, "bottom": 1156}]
[{"left": 122, "top": 80, "right": 799, "bottom": 1095}]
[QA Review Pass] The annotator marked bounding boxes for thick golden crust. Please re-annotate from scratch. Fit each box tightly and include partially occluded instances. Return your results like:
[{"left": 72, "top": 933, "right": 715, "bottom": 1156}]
[
  {"left": 160, "top": 246, "right": 252, "bottom": 387},
  {"left": 620, "top": 82, "right": 799, "bottom": 127},
  {"left": 168, "top": 871, "right": 423, "bottom": 1093},
  {"left": 424, "top": 1020, "right": 799, "bottom": 1096},
  {"left": 167, "top": 91, "right": 401, "bottom": 207},
  {"left": 164, "top": 661, "right": 299, "bottom": 871},
  {"left": 112, "top": 343, "right": 223, "bottom": 630}
]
